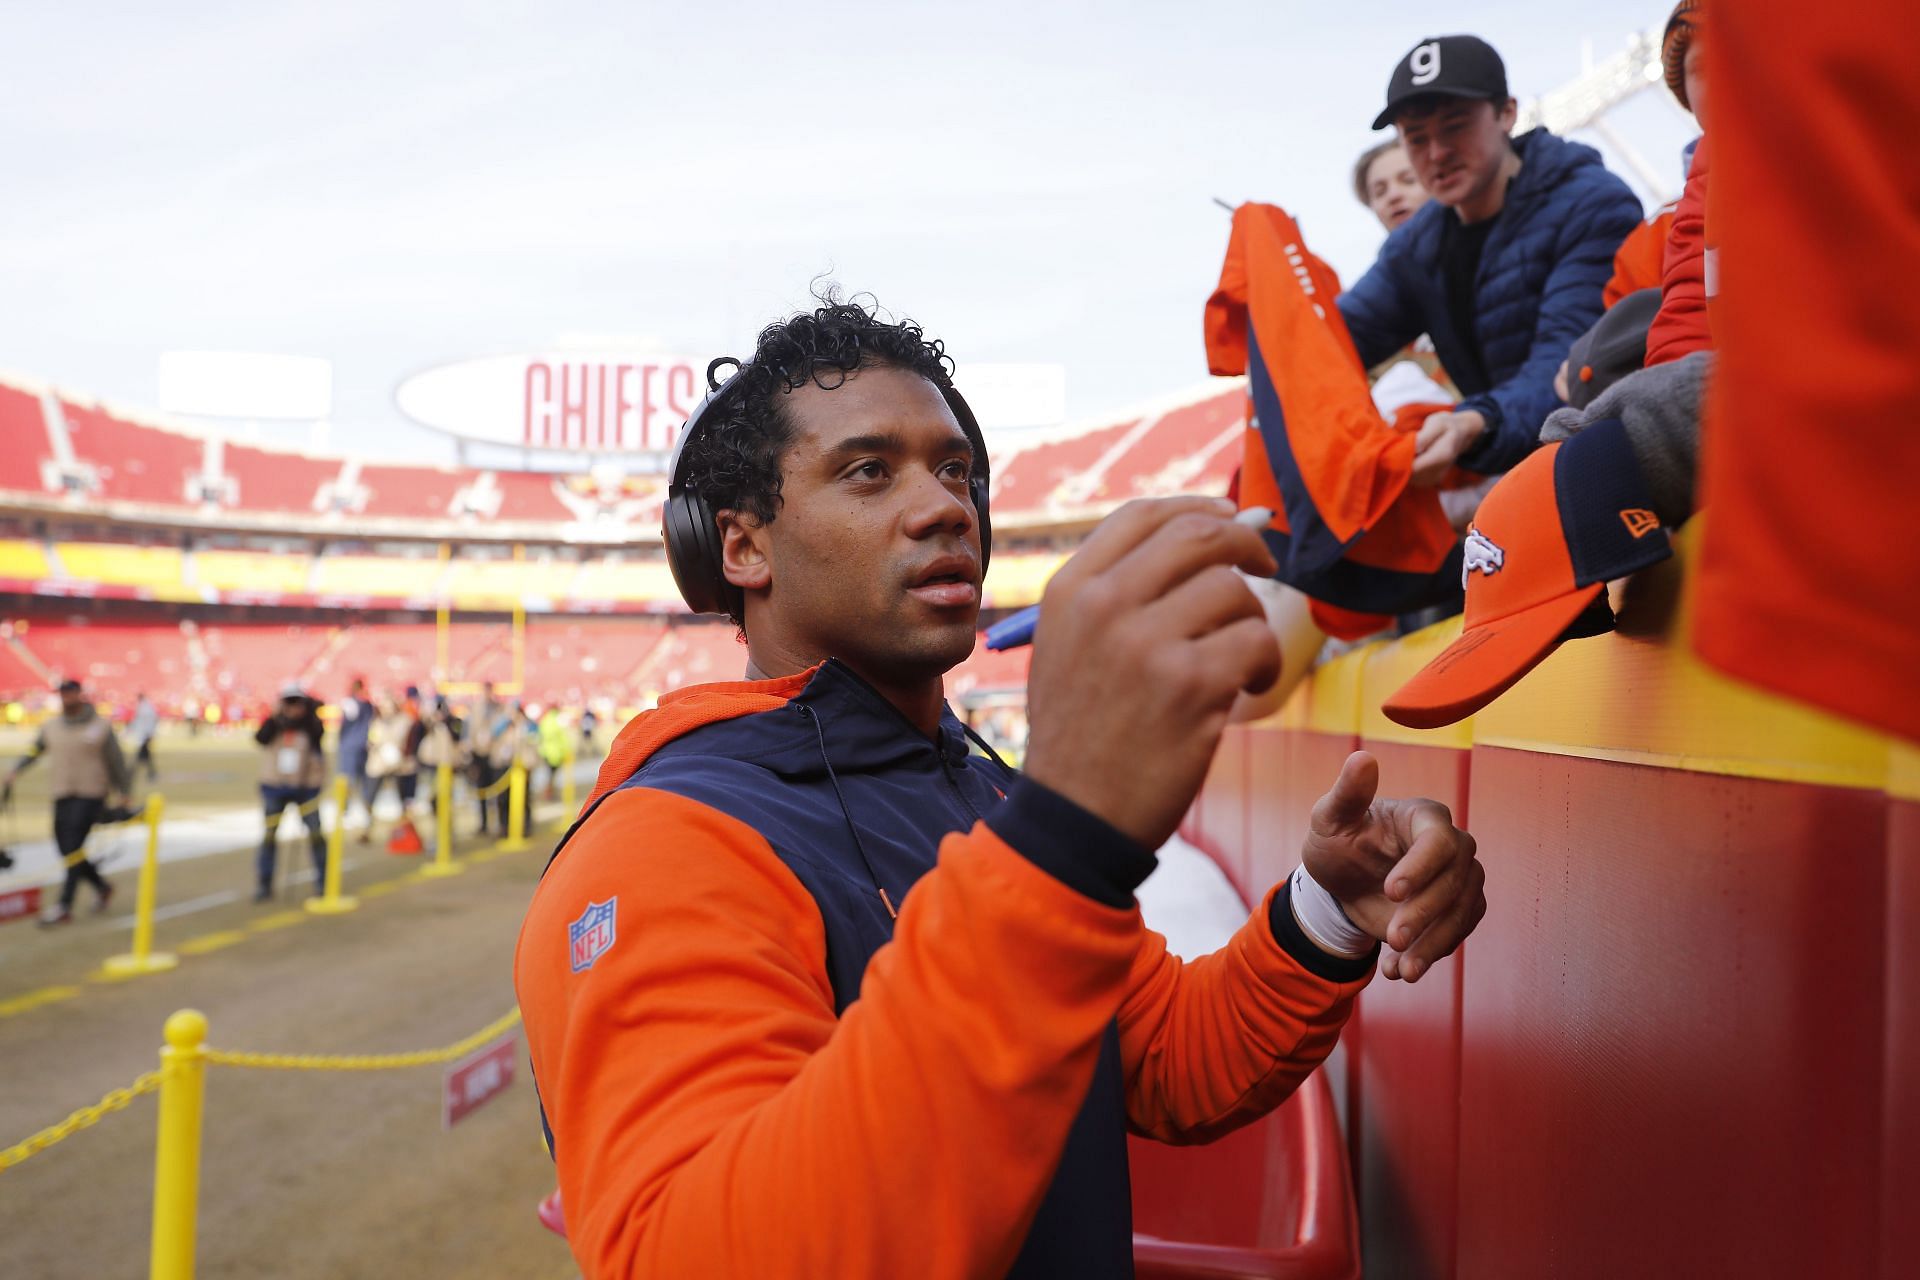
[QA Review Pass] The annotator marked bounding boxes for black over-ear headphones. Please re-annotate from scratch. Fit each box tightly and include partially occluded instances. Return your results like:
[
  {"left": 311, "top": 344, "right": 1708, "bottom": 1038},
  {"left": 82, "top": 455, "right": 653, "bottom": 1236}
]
[{"left": 663, "top": 358, "right": 993, "bottom": 616}]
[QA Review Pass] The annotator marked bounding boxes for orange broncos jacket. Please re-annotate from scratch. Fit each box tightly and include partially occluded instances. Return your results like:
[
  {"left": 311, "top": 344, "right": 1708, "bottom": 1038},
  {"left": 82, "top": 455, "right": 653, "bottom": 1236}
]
[{"left": 516, "top": 661, "right": 1374, "bottom": 1278}]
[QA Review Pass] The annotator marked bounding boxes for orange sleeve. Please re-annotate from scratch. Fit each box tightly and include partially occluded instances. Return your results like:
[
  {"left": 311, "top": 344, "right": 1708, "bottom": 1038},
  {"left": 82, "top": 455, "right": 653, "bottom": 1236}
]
[
  {"left": 1603, "top": 208, "right": 1676, "bottom": 308},
  {"left": 514, "top": 786, "right": 1146, "bottom": 1280},
  {"left": 1646, "top": 139, "right": 1713, "bottom": 365},
  {"left": 1117, "top": 880, "right": 1372, "bottom": 1144}
]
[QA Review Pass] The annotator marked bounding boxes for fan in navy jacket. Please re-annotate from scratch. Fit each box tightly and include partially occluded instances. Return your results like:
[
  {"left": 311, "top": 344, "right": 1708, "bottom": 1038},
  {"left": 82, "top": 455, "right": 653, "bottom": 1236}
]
[{"left": 1339, "top": 36, "right": 1644, "bottom": 483}]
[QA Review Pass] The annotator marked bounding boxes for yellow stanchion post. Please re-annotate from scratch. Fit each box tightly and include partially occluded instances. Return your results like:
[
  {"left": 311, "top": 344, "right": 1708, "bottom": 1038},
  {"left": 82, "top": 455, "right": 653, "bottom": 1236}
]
[
  {"left": 494, "top": 761, "right": 530, "bottom": 852},
  {"left": 101, "top": 795, "right": 178, "bottom": 979},
  {"left": 306, "top": 775, "right": 358, "bottom": 914},
  {"left": 419, "top": 761, "right": 463, "bottom": 878},
  {"left": 150, "top": 1009, "right": 207, "bottom": 1280}
]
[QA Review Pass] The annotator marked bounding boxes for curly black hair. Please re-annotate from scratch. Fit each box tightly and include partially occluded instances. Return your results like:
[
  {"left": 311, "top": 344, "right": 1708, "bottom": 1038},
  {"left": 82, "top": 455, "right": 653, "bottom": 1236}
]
[{"left": 677, "top": 292, "right": 959, "bottom": 623}]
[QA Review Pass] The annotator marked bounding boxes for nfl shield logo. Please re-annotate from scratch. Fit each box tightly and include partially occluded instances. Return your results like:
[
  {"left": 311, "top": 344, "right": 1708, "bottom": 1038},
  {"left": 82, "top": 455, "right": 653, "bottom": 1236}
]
[{"left": 568, "top": 898, "right": 618, "bottom": 972}]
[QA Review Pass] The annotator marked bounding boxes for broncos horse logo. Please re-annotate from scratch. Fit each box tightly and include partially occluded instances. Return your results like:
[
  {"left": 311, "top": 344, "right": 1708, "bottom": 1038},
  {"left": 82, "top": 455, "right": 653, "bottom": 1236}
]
[{"left": 1461, "top": 528, "right": 1505, "bottom": 586}]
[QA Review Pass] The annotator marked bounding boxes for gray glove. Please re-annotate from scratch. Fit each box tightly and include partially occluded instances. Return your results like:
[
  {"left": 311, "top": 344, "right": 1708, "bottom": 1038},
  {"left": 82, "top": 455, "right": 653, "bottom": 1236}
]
[{"left": 1540, "top": 350, "right": 1711, "bottom": 528}]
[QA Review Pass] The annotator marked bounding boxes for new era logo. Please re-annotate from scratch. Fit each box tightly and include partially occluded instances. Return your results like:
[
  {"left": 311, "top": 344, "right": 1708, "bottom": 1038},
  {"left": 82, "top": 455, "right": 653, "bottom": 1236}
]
[
  {"left": 568, "top": 898, "right": 618, "bottom": 972},
  {"left": 1619, "top": 508, "right": 1660, "bottom": 538},
  {"left": 1462, "top": 528, "right": 1505, "bottom": 586}
]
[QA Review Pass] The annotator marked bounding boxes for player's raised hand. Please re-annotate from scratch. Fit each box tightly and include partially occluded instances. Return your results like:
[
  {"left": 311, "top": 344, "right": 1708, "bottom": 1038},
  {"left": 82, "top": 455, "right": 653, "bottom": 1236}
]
[
  {"left": 1022, "top": 497, "right": 1280, "bottom": 853},
  {"left": 1301, "top": 751, "right": 1485, "bottom": 981}
]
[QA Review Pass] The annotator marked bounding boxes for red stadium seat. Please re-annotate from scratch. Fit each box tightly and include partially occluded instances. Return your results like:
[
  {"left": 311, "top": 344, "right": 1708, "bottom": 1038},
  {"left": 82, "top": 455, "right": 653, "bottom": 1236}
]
[
  {"left": 0, "top": 385, "right": 52, "bottom": 495},
  {"left": 61, "top": 400, "right": 203, "bottom": 507},
  {"left": 219, "top": 443, "right": 341, "bottom": 515}
]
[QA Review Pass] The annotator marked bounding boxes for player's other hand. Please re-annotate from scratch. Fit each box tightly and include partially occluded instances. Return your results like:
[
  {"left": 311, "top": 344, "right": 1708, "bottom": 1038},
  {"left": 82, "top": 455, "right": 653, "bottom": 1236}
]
[
  {"left": 1302, "top": 751, "right": 1485, "bottom": 982},
  {"left": 1023, "top": 497, "right": 1280, "bottom": 852}
]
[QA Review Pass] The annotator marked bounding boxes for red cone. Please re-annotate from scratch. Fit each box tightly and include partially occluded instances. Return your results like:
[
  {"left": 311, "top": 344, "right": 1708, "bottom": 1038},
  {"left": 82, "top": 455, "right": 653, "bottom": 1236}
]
[{"left": 386, "top": 818, "right": 424, "bottom": 855}]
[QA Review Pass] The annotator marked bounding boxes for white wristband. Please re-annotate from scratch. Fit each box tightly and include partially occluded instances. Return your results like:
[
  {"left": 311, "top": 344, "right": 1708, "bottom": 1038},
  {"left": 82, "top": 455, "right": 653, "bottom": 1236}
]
[{"left": 1289, "top": 865, "right": 1374, "bottom": 958}]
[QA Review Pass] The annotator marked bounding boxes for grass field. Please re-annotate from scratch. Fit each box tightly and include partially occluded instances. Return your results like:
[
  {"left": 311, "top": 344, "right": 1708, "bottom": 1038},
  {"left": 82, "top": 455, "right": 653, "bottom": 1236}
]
[{"left": 0, "top": 730, "right": 594, "bottom": 1279}]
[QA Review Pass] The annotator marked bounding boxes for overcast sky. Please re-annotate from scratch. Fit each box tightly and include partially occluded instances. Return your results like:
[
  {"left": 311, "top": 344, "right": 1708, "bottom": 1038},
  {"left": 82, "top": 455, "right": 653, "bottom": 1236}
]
[{"left": 1, "top": 0, "right": 1693, "bottom": 463}]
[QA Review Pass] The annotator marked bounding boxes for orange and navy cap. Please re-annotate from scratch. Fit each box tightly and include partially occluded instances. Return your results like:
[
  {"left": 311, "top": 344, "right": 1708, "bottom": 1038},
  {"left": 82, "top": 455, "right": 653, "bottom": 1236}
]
[{"left": 1382, "top": 419, "right": 1672, "bottom": 729}]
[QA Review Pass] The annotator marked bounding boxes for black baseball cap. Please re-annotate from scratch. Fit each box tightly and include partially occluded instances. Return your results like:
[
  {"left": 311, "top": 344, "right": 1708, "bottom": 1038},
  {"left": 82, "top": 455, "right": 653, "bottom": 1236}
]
[{"left": 1373, "top": 35, "right": 1510, "bottom": 130}]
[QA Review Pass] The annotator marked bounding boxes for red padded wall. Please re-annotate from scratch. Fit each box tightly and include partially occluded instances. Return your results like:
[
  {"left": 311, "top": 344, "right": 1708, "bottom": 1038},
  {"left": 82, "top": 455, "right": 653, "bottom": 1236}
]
[
  {"left": 1348, "top": 742, "right": 1468, "bottom": 1280},
  {"left": 1884, "top": 797, "right": 1918, "bottom": 1280},
  {"left": 1456, "top": 747, "right": 1886, "bottom": 1279}
]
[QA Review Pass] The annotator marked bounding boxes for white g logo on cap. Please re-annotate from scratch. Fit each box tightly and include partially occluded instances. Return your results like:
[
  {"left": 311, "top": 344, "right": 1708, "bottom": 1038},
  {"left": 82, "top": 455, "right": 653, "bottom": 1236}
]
[{"left": 1409, "top": 41, "right": 1442, "bottom": 86}]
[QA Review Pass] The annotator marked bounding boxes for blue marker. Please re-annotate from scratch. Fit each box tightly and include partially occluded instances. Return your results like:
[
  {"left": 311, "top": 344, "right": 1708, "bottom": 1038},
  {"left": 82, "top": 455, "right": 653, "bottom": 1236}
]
[{"left": 984, "top": 507, "right": 1274, "bottom": 651}]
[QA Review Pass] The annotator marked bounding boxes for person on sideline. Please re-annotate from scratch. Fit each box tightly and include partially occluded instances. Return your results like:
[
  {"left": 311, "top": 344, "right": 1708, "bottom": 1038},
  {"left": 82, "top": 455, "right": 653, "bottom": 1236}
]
[
  {"left": 4, "top": 679, "right": 128, "bottom": 925},
  {"left": 516, "top": 299, "right": 1486, "bottom": 1279},
  {"left": 253, "top": 685, "right": 329, "bottom": 901}
]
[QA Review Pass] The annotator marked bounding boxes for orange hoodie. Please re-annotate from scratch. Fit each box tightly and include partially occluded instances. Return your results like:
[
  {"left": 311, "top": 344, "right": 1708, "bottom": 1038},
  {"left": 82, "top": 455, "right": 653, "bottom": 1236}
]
[{"left": 515, "top": 662, "right": 1374, "bottom": 1278}]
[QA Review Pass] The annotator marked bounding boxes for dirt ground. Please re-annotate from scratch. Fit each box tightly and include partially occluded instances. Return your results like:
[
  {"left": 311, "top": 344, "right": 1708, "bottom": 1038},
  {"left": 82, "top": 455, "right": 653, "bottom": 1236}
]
[{"left": 0, "top": 741, "right": 585, "bottom": 1280}]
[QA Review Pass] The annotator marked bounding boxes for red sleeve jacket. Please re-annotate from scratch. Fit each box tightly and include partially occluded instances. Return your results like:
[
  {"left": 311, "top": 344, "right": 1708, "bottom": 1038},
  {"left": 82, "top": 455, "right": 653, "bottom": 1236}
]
[
  {"left": 1646, "top": 137, "right": 1713, "bottom": 365},
  {"left": 515, "top": 660, "right": 1374, "bottom": 1279}
]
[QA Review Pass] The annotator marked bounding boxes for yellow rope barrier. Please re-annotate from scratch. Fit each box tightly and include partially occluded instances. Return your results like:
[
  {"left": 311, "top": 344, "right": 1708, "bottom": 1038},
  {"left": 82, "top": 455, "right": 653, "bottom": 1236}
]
[
  {"left": 204, "top": 1009, "right": 522, "bottom": 1072},
  {"left": 474, "top": 768, "right": 515, "bottom": 800},
  {"left": 0, "top": 1007, "right": 521, "bottom": 1177},
  {"left": 0, "top": 1070, "right": 161, "bottom": 1172}
]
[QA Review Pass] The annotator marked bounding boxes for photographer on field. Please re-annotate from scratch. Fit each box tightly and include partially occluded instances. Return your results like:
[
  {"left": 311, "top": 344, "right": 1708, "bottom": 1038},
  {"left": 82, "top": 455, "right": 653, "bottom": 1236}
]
[{"left": 3, "top": 678, "right": 130, "bottom": 925}]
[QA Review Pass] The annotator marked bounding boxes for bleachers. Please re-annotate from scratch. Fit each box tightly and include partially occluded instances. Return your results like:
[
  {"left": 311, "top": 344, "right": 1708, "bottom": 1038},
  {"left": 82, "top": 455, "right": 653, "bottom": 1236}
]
[
  {"left": 4, "top": 372, "right": 1251, "bottom": 541},
  {"left": 492, "top": 471, "right": 576, "bottom": 523},
  {"left": 221, "top": 443, "right": 339, "bottom": 515},
  {"left": 355, "top": 463, "right": 465, "bottom": 520},
  {"left": 60, "top": 400, "right": 203, "bottom": 507},
  {"left": 521, "top": 618, "right": 668, "bottom": 705},
  {"left": 1090, "top": 390, "right": 1244, "bottom": 503},
  {"left": 19, "top": 621, "right": 194, "bottom": 707},
  {"left": 990, "top": 419, "right": 1138, "bottom": 517},
  {"left": 0, "top": 640, "right": 45, "bottom": 699},
  {"left": 0, "top": 386, "right": 49, "bottom": 494},
  {"left": 630, "top": 624, "right": 746, "bottom": 692},
  {"left": 199, "top": 623, "right": 334, "bottom": 703}
]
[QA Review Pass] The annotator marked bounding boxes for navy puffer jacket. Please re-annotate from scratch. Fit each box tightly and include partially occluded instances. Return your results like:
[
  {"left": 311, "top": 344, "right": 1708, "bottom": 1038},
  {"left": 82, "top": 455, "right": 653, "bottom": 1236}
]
[{"left": 1338, "top": 128, "right": 1643, "bottom": 475}]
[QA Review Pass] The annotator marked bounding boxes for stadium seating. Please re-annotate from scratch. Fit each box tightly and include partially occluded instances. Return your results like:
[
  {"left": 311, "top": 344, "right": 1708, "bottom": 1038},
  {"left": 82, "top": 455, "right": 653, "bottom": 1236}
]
[
  {"left": 3, "top": 372, "right": 1248, "bottom": 544},
  {"left": 60, "top": 399, "right": 204, "bottom": 507},
  {"left": 1090, "top": 390, "right": 1244, "bottom": 503},
  {"left": 18, "top": 621, "right": 194, "bottom": 706},
  {"left": 630, "top": 624, "right": 746, "bottom": 693},
  {"left": 199, "top": 623, "right": 334, "bottom": 703},
  {"left": 490, "top": 471, "right": 577, "bottom": 523},
  {"left": 220, "top": 443, "right": 339, "bottom": 515},
  {"left": 0, "top": 640, "right": 45, "bottom": 698},
  {"left": 0, "top": 385, "right": 49, "bottom": 494},
  {"left": 990, "top": 419, "right": 1138, "bottom": 518},
  {"left": 521, "top": 618, "right": 668, "bottom": 705},
  {"left": 355, "top": 463, "right": 466, "bottom": 520}
]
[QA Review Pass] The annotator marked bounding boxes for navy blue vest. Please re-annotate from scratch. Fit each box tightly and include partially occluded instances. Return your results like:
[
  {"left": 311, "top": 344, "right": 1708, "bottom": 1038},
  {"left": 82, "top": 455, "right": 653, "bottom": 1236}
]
[{"left": 569, "top": 660, "right": 1134, "bottom": 1278}]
